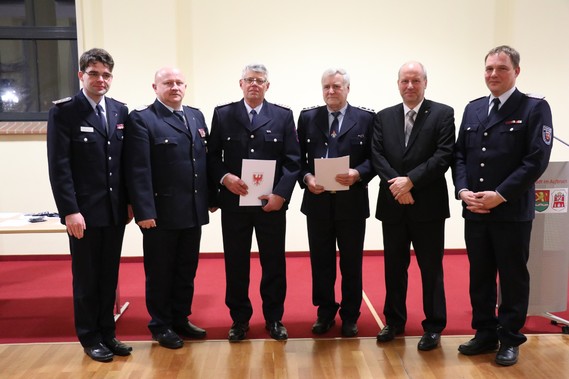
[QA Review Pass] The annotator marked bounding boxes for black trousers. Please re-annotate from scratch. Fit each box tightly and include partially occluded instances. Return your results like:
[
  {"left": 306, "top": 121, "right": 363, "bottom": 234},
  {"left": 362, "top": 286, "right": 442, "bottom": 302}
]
[
  {"left": 465, "top": 220, "right": 532, "bottom": 346},
  {"left": 306, "top": 215, "right": 365, "bottom": 323},
  {"left": 142, "top": 226, "right": 202, "bottom": 334},
  {"left": 221, "top": 209, "right": 287, "bottom": 323},
  {"left": 69, "top": 224, "right": 125, "bottom": 347},
  {"left": 381, "top": 219, "right": 447, "bottom": 333}
]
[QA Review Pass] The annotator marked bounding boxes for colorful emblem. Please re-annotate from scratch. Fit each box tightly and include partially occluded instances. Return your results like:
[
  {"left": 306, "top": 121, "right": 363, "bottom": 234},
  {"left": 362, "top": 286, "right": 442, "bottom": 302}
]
[
  {"left": 253, "top": 173, "right": 263, "bottom": 186},
  {"left": 543, "top": 125, "right": 552, "bottom": 145},
  {"left": 535, "top": 189, "right": 550, "bottom": 212}
]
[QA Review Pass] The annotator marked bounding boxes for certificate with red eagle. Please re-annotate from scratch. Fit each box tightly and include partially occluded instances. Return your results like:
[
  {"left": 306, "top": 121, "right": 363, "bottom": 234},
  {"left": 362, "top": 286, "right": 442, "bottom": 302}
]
[{"left": 239, "top": 159, "right": 276, "bottom": 206}]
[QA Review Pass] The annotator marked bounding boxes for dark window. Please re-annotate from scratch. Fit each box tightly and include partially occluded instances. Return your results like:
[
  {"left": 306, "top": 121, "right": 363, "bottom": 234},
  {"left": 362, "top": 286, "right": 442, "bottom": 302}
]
[{"left": 0, "top": 0, "right": 78, "bottom": 121}]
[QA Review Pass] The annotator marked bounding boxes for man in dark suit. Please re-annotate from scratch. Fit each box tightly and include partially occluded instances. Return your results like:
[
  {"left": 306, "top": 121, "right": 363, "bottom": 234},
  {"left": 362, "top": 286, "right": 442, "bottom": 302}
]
[
  {"left": 124, "top": 67, "right": 210, "bottom": 349},
  {"left": 453, "top": 45, "right": 553, "bottom": 366},
  {"left": 208, "top": 63, "right": 301, "bottom": 342},
  {"left": 372, "top": 61, "right": 455, "bottom": 351},
  {"left": 297, "top": 68, "right": 374, "bottom": 337},
  {"left": 47, "top": 48, "right": 132, "bottom": 362}
]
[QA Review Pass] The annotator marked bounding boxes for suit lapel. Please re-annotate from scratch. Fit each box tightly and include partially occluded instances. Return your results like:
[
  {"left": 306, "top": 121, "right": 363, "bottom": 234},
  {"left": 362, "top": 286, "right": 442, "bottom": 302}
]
[
  {"left": 154, "top": 100, "right": 189, "bottom": 135},
  {"left": 105, "top": 99, "right": 120, "bottom": 136},
  {"left": 337, "top": 104, "right": 356, "bottom": 139},
  {"left": 182, "top": 107, "right": 198, "bottom": 140},
  {"left": 316, "top": 107, "right": 329, "bottom": 138},
  {"left": 77, "top": 91, "right": 106, "bottom": 137},
  {"left": 485, "top": 89, "right": 523, "bottom": 130}
]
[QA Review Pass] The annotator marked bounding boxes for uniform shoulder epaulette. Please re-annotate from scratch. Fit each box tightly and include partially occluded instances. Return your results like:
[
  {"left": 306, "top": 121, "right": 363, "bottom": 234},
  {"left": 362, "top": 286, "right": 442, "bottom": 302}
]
[
  {"left": 469, "top": 96, "right": 486, "bottom": 103},
  {"left": 132, "top": 104, "right": 149, "bottom": 112},
  {"left": 216, "top": 101, "right": 237, "bottom": 108},
  {"left": 526, "top": 93, "right": 545, "bottom": 99},
  {"left": 184, "top": 104, "right": 200, "bottom": 111},
  {"left": 108, "top": 97, "right": 126, "bottom": 105},
  {"left": 301, "top": 105, "right": 322, "bottom": 112},
  {"left": 274, "top": 103, "right": 291, "bottom": 110},
  {"left": 354, "top": 105, "right": 375, "bottom": 113},
  {"left": 52, "top": 97, "right": 72, "bottom": 105}
]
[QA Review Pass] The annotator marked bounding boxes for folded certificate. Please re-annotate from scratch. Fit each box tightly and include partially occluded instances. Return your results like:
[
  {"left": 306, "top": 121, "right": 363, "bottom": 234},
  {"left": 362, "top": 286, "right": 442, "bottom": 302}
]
[
  {"left": 240, "top": 159, "right": 276, "bottom": 206},
  {"left": 314, "top": 156, "right": 349, "bottom": 191}
]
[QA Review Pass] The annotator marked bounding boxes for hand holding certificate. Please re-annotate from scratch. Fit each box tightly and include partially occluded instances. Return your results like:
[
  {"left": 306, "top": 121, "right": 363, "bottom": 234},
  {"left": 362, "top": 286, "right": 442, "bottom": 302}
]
[
  {"left": 314, "top": 155, "right": 350, "bottom": 191},
  {"left": 239, "top": 159, "right": 276, "bottom": 206}
]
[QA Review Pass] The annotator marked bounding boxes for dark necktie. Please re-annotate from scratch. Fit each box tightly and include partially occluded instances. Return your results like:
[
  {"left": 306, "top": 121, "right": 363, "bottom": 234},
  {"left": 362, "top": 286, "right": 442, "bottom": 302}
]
[
  {"left": 488, "top": 98, "right": 501, "bottom": 120},
  {"left": 96, "top": 104, "right": 107, "bottom": 134},
  {"left": 328, "top": 111, "right": 340, "bottom": 158},
  {"left": 173, "top": 110, "right": 189, "bottom": 130},
  {"left": 250, "top": 109, "right": 257, "bottom": 127},
  {"left": 404, "top": 109, "right": 415, "bottom": 147}
]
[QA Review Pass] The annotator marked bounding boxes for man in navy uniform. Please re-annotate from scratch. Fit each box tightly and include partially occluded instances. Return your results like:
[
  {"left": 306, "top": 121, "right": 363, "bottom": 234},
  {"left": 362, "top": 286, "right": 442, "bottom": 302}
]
[
  {"left": 297, "top": 68, "right": 374, "bottom": 337},
  {"left": 124, "top": 67, "right": 210, "bottom": 349},
  {"left": 373, "top": 61, "right": 455, "bottom": 351},
  {"left": 47, "top": 48, "right": 132, "bottom": 362},
  {"left": 453, "top": 45, "right": 553, "bottom": 366},
  {"left": 208, "top": 63, "right": 301, "bottom": 342}
]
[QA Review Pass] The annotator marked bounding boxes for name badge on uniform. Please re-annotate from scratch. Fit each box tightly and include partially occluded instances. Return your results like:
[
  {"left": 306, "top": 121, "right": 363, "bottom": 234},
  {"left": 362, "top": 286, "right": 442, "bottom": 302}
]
[{"left": 80, "top": 126, "right": 94, "bottom": 133}]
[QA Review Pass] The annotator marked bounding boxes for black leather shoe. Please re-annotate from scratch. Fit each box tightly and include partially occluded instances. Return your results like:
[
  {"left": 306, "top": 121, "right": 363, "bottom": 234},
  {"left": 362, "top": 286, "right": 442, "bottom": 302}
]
[
  {"left": 84, "top": 342, "right": 113, "bottom": 362},
  {"left": 495, "top": 345, "right": 519, "bottom": 366},
  {"left": 376, "top": 325, "right": 404, "bottom": 342},
  {"left": 152, "top": 329, "right": 184, "bottom": 349},
  {"left": 173, "top": 321, "right": 207, "bottom": 339},
  {"left": 312, "top": 318, "right": 335, "bottom": 334},
  {"left": 103, "top": 338, "right": 132, "bottom": 356},
  {"left": 417, "top": 332, "right": 441, "bottom": 351},
  {"left": 458, "top": 337, "right": 499, "bottom": 355},
  {"left": 341, "top": 321, "right": 358, "bottom": 337},
  {"left": 266, "top": 321, "right": 288, "bottom": 341},
  {"left": 228, "top": 321, "right": 249, "bottom": 342}
]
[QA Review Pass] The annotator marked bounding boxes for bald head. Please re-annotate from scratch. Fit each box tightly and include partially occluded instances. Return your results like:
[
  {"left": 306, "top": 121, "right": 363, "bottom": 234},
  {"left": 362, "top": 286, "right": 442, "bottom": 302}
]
[
  {"left": 397, "top": 61, "right": 428, "bottom": 109},
  {"left": 152, "top": 67, "right": 187, "bottom": 109}
]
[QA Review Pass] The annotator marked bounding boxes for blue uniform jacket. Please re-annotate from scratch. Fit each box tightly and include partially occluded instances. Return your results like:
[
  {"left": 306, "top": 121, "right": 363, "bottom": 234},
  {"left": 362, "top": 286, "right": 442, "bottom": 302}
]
[
  {"left": 124, "top": 100, "right": 210, "bottom": 229},
  {"left": 207, "top": 99, "right": 301, "bottom": 211},
  {"left": 297, "top": 104, "right": 375, "bottom": 220},
  {"left": 453, "top": 89, "right": 553, "bottom": 221},
  {"left": 47, "top": 91, "right": 129, "bottom": 227}
]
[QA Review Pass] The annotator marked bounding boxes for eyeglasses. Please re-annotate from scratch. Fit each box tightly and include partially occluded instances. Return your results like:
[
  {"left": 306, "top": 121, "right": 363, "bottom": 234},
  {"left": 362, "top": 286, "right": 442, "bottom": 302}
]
[
  {"left": 84, "top": 71, "right": 113, "bottom": 80},
  {"left": 242, "top": 77, "right": 268, "bottom": 85}
]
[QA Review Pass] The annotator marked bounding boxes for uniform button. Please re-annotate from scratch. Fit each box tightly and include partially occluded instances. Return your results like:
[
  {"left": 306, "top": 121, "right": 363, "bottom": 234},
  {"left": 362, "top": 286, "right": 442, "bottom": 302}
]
[
  {"left": 510, "top": 127, "right": 514, "bottom": 131},
  {"left": 251, "top": 149, "right": 254, "bottom": 153},
  {"left": 273, "top": 138, "right": 277, "bottom": 142},
  {"left": 482, "top": 147, "right": 486, "bottom": 152},
  {"left": 109, "top": 187, "right": 113, "bottom": 191},
  {"left": 325, "top": 142, "right": 328, "bottom": 146},
  {"left": 108, "top": 157, "right": 112, "bottom": 160},
  {"left": 480, "top": 163, "right": 485, "bottom": 167},
  {"left": 227, "top": 137, "right": 231, "bottom": 140},
  {"left": 195, "top": 190, "right": 198, "bottom": 193},
  {"left": 195, "top": 174, "right": 198, "bottom": 177},
  {"left": 109, "top": 172, "right": 113, "bottom": 176},
  {"left": 83, "top": 137, "right": 88, "bottom": 142},
  {"left": 479, "top": 178, "right": 484, "bottom": 182},
  {"left": 466, "top": 127, "right": 471, "bottom": 131},
  {"left": 307, "top": 138, "right": 311, "bottom": 143},
  {"left": 360, "top": 141, "right": 363, "bottom": 145},
  {"left": 250, "top": 135, "right": 254, "bottom": 139},
  {"left": 165, "top": 139, "right": 169, "bottom": 143},
  {"left": 483, "top": 132, "right": 488, "bottom": 136},
  {"left": 108, "top": 141, "right": 111, "bottom": 145}
]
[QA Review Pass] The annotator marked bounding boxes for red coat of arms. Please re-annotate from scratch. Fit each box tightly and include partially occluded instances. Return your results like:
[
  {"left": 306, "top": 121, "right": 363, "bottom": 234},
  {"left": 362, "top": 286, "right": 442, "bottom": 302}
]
[{"left": 253, "top": 173, "right": 263, "bottom": 186}]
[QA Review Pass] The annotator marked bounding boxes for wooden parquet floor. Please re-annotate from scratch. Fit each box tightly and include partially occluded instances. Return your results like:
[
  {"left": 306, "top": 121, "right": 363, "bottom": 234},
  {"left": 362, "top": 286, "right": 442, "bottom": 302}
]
[{"left": 1, "top": 334, "right": 569, "bottom": 378}]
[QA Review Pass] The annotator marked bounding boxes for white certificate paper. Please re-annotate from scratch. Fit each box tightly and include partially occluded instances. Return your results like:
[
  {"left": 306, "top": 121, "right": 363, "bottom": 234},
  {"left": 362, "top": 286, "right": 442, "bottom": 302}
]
[
  {"left": 314, "top": 156, "right": 350, "bottom": 191},
  {"left": 240, "top": 159, "right": 276, "bottom": 206}
]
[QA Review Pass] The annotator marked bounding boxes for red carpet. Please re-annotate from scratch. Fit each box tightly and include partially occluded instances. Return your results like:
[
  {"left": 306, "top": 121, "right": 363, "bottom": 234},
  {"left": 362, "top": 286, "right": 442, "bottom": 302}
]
[{"left": 1, "top": 254, "right": 568, "bottom": 344}]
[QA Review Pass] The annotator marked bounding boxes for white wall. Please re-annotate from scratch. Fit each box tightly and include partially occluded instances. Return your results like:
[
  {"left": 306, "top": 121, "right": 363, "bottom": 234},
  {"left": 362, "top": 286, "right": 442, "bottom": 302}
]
[{"left": 1, "top": 0, "right": 568, "bottom": 256}]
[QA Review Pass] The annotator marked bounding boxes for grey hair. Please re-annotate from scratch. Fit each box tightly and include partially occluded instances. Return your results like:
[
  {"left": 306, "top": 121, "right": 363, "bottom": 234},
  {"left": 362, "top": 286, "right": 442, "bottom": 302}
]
[
  {"left": 485, "top": 45, "right": 520, "bottom": 69},
  {"left": 242, "top": 63, "right": 269, "bottom": 80},
  {"left": 322, "top": 68, "right": 350, "bottom": 86}
]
